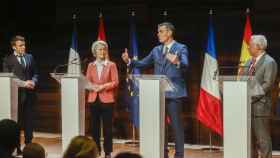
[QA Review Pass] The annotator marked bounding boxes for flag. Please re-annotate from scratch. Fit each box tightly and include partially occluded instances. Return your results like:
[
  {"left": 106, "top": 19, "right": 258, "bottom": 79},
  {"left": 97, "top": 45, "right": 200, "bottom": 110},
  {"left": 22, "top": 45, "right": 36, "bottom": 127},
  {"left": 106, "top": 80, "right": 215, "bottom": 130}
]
[
  {"left": 97, "top": 13, "right": 106, "bottom": 41},
  {"left": 128, "top": 11, "right": 140, "bottom": 128},
  {"left": 239, "top": 8, "right": 252, "bottom": 66},
  {"left": 67, "top": 14, "right": 81, "bottom": 75},
  {"left": 196, "top": 11, "right": 223, "bottom": 136}
]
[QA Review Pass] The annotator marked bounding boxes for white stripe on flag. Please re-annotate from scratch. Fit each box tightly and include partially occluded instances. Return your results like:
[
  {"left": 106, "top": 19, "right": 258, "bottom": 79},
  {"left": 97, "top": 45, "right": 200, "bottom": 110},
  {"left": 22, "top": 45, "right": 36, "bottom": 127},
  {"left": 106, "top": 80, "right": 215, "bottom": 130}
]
[
  {"left": 67, "top": 48, "right": 81, "bottom": 74},
  {"left": 200, "top": 53, "right": 220, "bottom": 99}
]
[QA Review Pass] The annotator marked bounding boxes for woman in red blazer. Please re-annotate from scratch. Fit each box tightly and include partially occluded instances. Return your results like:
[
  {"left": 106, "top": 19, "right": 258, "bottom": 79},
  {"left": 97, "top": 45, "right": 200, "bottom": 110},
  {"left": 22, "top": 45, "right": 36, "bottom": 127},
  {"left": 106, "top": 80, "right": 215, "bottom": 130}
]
[{"left": 86, "top": 40, "right": 119, "bottom": 158}]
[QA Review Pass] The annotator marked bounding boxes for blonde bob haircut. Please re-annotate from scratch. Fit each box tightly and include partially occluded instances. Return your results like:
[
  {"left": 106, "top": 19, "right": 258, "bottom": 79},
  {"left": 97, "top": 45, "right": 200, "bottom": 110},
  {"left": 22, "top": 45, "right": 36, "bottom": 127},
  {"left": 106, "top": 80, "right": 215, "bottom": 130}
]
[{"left": 91, "top": 40, "right": 108, "bottom": 57}]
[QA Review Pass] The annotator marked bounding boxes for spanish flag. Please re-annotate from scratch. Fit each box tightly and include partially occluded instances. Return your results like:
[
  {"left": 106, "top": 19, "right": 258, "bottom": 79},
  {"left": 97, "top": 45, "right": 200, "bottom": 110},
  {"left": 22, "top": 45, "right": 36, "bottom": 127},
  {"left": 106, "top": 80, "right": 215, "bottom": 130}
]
[
  {"left": 239, "top": 9, "right": 252, "bottom": 66},
  {"left": 97, "top": 12, "right": 106, "bottom": 41}
]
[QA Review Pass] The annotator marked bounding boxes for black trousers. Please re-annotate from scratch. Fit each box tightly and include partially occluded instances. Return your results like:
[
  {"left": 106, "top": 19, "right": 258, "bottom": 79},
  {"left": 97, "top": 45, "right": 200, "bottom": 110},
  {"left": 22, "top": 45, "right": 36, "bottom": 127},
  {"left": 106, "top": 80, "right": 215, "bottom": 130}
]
[
  {"left": 18, "top": 88, "right": 35, "bottom": 145},
  {"left": 90, "top": 96, "right": 113, "bottom": 155}
]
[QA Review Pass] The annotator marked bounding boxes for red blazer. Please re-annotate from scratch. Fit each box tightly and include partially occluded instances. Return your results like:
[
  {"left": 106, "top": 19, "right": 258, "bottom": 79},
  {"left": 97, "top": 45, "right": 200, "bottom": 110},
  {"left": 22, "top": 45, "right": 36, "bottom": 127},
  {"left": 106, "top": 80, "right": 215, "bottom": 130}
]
[{"left": 86, "top": 60, "right": 119, "bottom": 103}]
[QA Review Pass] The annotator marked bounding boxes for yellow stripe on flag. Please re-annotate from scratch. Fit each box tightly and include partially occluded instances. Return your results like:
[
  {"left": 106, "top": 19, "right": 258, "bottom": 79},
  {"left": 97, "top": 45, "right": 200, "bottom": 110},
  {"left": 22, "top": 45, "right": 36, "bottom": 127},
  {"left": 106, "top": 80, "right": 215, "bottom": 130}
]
[
  {"left": 239, "top": 41, "right": 251, "bottom": 66},
  {"left": 239, "top": 10, "right": 252, "bottom": 66}
]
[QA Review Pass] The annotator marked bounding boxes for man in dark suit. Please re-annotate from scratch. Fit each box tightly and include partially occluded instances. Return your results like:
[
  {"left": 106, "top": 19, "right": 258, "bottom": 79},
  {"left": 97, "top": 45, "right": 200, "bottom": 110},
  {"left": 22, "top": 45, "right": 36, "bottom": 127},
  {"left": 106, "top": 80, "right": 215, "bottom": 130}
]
[
  {"left": 122, "top": 22, "right": 188, "bottom": 158},
  {"left": 242, "top": 35, "right": 277, "bottom": 158},
  {"left": 2, "top": 35, "right": 38, "bottom": 153}
]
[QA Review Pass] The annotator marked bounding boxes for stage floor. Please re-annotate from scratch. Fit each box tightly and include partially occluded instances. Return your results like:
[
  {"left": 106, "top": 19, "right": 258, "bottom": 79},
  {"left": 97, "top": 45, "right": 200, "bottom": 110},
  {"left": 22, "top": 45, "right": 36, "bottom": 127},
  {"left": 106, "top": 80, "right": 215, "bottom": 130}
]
[{"left": 18, "top": 132, "right": 280, "bottom": 158}]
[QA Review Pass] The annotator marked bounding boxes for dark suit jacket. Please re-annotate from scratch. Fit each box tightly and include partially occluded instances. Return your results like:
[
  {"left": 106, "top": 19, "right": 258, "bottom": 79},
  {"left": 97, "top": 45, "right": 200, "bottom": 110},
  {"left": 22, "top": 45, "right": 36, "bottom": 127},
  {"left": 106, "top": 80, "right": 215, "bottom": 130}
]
[
  {"left": 2, "top": 53, "right": 39, "bottom": 103},
  {"left": 130, "top": 41, "right": 189, "bottom": 98}
]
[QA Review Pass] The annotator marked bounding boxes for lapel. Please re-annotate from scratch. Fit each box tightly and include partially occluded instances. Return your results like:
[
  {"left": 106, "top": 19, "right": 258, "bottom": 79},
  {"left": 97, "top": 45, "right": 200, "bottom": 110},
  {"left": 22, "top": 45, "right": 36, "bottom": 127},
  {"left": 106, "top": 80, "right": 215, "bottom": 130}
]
[
  {"left": 91, "top": 63, "right": 99, "bottom": 81},
  {"left": 254, "top": 53, "right": 266, "bottom": 72},
  {"left": 164, "top": 42, "right": 178, "bottom": 67},
  {"left": 11, "top": 54, "right": 25, "bottom": 71},
  {"left": 93, "top": 61, "right": 109, "bottom": 82},
  {"left": 24, "top": 55, "right": 30, "bottom": 68},
  {"left": 243, "top": 53, "right": 266, "bottom": 75},
  {"left": 100, "top": 62, "right": 110, "bottom": 81},
  {"left": 159, "top": 45, "right": 165, "bottom": 61},
  {"left": 169, "top": 41, "right": 178, "bottom": 55}
]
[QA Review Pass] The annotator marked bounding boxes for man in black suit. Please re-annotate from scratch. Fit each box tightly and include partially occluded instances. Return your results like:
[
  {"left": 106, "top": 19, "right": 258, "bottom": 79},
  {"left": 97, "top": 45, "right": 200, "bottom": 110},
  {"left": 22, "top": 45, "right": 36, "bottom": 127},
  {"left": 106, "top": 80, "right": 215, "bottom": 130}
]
[{"left": 2, "top": 35, "right": 38, "bottom": 152}]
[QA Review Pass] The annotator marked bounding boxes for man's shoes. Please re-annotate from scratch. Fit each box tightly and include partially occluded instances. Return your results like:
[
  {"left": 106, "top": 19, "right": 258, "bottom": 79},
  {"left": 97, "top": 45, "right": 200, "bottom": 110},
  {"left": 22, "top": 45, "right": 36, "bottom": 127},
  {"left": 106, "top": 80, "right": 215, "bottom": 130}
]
[{"left": 105, "top": 154, "right": 111, "bottom": 158}]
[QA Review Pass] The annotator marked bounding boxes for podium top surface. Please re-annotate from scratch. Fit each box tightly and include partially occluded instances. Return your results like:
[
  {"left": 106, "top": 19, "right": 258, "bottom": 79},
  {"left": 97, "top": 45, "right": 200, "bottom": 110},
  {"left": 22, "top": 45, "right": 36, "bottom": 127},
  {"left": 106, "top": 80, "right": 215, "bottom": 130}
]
[
  {"left": 219, "top": 75, "right": 264, "bottom": 96},
  {"left": 129, "top": 74, "right": 169, "bottom": 80},
  {"left": 50, "top": 73, "right": 82, "bottom": 78},
  {"left": 219, "top": 75, "right": 256, "bottom": 81},
  {"left": 129, "top": 74, "right": 175, "bottom": 92},
  {"left": 0, "top": 73, "right": 15, "bottom": 77}
]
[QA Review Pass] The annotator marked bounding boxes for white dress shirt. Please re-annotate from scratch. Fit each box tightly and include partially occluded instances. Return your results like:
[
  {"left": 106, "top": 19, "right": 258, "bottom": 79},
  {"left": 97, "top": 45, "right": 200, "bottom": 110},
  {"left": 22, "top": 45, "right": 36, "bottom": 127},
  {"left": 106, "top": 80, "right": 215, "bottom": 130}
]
[
  {"left": 14, "top": 52, "right": 26, "bottom": 67},
  {"left": 94, "top": 60, "right": 108, "bottom": 80}
]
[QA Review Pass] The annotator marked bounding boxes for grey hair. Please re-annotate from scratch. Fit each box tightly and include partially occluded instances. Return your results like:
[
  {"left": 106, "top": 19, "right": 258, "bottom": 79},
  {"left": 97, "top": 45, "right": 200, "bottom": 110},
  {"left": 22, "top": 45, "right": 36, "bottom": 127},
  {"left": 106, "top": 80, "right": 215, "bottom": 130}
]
[
  {"left": 91, "top": 40, "right": 108, "bottom": 57},
  {"left": 250, "top": 35, "right": 268, "bottom": 50},
  {"left": 158, "top": 22, "right": 175, "bottom": 36}
]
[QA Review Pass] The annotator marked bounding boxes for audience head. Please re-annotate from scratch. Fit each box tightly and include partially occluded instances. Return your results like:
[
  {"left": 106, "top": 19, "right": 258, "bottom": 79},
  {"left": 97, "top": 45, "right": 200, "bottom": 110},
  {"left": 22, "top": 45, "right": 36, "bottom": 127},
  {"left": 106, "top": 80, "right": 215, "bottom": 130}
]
[
  {"left": 23, "top": 143, "right": 46, "bottom": 158},
  {"left": 0, "top": 119, "right": 20, "bottom": 155},
  {"left": 114, "top": 152, "right": 142, "bottom": 158},
  {"left": 63, "top": 136, "right": 98, "bottom": 158}
]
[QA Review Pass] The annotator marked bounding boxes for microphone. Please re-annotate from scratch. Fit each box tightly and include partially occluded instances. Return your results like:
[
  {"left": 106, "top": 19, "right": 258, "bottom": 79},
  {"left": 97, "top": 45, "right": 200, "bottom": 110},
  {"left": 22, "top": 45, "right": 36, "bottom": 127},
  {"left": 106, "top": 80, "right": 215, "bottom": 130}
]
[
  {"left": 53, "top": 58, "right": 80, "bottom": 74},
  {"left": 212, "top": 65, "right": 250, "bottom": 80}
]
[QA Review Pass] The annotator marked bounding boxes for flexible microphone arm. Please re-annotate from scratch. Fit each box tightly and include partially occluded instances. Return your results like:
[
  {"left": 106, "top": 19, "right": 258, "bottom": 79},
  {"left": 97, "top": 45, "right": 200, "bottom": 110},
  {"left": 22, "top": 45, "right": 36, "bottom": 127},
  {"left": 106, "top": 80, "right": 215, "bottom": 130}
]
[
  {"left": 53, "top": 58, "right": 79, "bottom": 74},
  {"left": 213, "top": 65, "right": 250, "bottom": 80}
]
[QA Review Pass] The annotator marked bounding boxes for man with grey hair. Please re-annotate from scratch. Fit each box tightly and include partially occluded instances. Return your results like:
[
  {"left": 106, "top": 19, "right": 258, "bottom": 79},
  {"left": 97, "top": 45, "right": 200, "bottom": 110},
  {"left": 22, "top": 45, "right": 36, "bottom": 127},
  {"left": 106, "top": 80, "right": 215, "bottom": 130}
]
[
  {"left": 241, "top": 34, "right": 277, "bottom": 158},
  {"left": 122, "top": 22, "right": 188, "bottom": 158}
]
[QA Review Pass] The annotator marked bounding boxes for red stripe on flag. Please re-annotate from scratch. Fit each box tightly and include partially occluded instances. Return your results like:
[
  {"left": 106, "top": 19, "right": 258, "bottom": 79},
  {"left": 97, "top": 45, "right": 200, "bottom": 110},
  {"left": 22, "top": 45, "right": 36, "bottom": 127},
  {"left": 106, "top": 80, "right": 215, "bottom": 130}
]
[
  {"left": 243, "top": 14, "right": 252, "bottom": 44},
  {"left": 196, "top": 88, "right": 223, "bottom": 136},
  {"left": 98, "top": 15, "right": 106, "bottom": 41}
]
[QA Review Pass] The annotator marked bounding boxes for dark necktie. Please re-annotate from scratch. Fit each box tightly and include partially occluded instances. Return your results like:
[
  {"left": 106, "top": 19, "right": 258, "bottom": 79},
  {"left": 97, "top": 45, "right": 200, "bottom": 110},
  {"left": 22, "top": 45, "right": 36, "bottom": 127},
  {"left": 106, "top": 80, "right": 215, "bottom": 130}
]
[
  {"left": 161, "top": 46, "right": 169, "bottom": 74},
  {"left": 248, "top": 58, "right": 256, "bottom": 77},
  {"left": 19, "top": 55, "right": 26, "bottom": 68},
  {"left": 163, "top": 46, "right": 169, "bottom": 56}
]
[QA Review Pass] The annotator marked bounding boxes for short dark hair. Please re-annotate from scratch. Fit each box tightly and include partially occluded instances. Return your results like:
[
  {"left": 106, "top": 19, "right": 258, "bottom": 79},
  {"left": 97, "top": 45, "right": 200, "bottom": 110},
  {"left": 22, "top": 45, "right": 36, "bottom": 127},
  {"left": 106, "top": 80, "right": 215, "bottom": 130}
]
[
  {"left": 115, "top": 152, "right": 142, "bottom": 158},
  {"left": 0, "top": 119, "right": 20, "bottom": 154},
  {"left": 23, "top": 143, "right": 46, "bottom": 158},
  {"left": 10, "top": 35, "right": 25, "bottom": 46},
  {"left": 63, "top": 136, "right": 98, "bottom": 158},
  {"left": 158, "top": 22, "right": 175, "bottom": 36}
]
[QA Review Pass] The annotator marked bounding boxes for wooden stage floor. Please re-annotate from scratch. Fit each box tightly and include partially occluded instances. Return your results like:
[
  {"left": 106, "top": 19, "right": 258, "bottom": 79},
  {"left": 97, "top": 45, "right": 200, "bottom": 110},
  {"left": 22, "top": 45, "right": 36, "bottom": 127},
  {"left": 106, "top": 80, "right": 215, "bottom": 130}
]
[{"left": 18, "top": 132, "right": 280, "bottom": 158}]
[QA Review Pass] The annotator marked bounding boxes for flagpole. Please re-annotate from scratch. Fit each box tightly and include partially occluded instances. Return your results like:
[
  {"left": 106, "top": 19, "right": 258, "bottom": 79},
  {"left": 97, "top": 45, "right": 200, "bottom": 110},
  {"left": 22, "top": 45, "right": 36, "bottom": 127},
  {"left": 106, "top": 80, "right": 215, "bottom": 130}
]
[
  {"left": 131, "top": 10, "right": 138, "bottom": 147},
  {"left": 97, "top": 10, "right": 105, "bottom": 154},
  {"left": 125, "top": 10, "right": 139, "bottom": 147}
]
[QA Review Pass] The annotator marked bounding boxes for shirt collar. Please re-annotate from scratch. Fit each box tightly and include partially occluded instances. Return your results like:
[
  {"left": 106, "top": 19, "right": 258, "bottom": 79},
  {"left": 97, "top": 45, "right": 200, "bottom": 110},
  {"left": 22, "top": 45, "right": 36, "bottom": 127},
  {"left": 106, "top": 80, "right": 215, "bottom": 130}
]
[
  {"left": 253, "top": 51, "right": 265, "bottom": 64},
  {"left": 164, "top": 40, "right": 175, "bottom": 50},
  {"left": 14, "top": 51, "right": 25, "bottom": 57},
  {"left": 93, "top": 59, "right": 109, "bottom": 66}
]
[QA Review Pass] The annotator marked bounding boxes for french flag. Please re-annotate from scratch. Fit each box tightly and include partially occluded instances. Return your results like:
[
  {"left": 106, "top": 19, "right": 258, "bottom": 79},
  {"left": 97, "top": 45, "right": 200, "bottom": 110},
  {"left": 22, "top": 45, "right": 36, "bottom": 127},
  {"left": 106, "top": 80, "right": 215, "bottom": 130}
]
[{"left": 196, "top": 11, "right": 223, "bottom": 136}]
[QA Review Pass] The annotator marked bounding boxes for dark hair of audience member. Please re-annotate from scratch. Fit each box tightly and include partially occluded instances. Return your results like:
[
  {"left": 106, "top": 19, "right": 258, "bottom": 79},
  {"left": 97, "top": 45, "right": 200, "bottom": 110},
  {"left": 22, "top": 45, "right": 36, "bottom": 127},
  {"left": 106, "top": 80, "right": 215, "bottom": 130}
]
[
  {"left": 114, "top": 152, "right": 142, "bottom": 158},
  {"left": 63, "top": 136, "right": 98, "bottom": 158},
  {"left": 0, "top": 119, "right": 20, "bottom": 157},
  {"left": 23, "top": 143, "right": 45, "bottom": 158}
]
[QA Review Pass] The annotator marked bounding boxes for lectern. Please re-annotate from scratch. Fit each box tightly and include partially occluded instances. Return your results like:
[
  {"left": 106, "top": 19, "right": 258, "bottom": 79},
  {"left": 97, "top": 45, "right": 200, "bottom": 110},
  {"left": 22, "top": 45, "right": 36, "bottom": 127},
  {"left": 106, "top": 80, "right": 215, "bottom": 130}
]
[
  {"left": 0, "top": 73, "right": 25, "bottom": 121},
  {"left": 221, "top": 76, "right": 264, "bottom": 158},
  {"left": 130, "top": 74, "right": 175, "bottom": 158},
  {"left": 50, "top": 73, "right": 94, "bottom": 151}
]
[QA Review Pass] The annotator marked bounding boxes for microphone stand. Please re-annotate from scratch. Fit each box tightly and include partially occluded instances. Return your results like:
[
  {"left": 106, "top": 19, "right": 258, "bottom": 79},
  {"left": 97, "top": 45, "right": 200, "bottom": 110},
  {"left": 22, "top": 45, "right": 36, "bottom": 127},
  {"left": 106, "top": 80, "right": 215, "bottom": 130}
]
[{"left": 53, "top": 58, "right": 79, "bottom": 75}]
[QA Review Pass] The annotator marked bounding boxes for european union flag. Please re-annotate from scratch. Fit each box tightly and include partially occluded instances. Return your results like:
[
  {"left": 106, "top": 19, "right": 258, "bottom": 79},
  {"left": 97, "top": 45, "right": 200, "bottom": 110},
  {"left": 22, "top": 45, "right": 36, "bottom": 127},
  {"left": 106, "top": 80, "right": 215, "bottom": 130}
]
[{"left": 128, "top": 11, "right": 140, "bottom": 128}]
